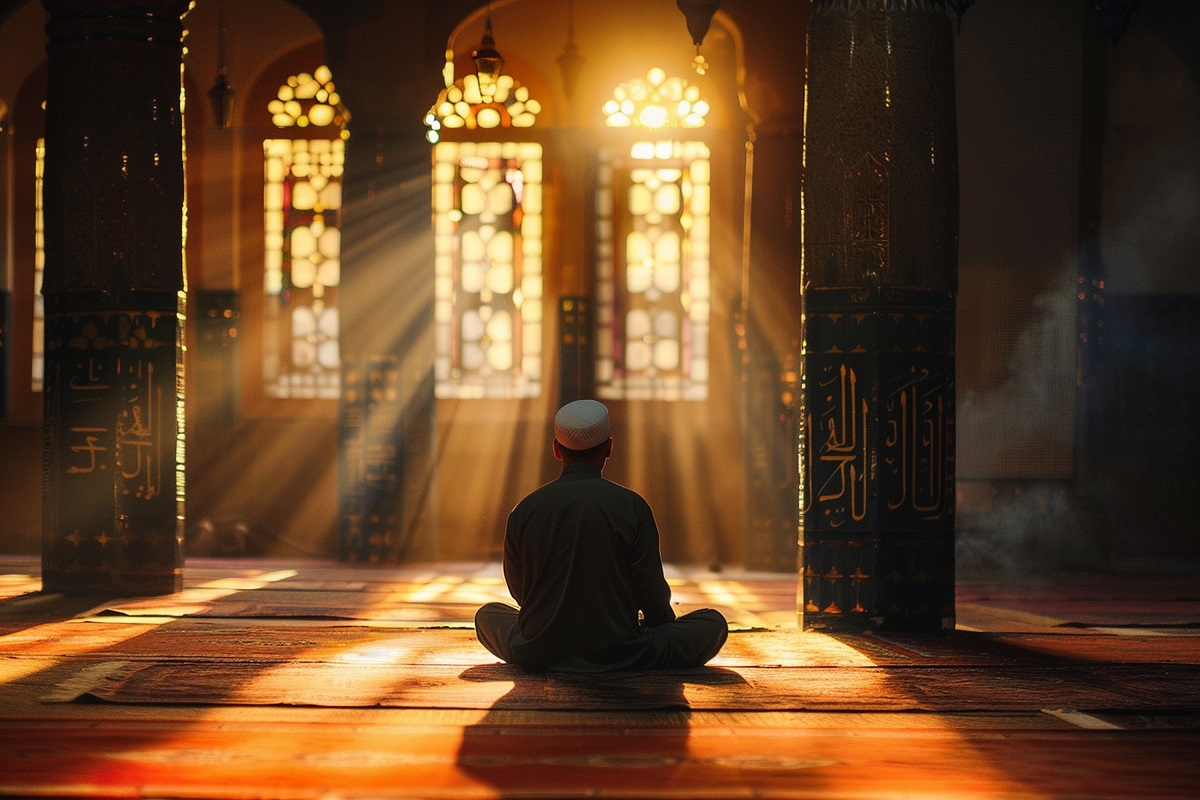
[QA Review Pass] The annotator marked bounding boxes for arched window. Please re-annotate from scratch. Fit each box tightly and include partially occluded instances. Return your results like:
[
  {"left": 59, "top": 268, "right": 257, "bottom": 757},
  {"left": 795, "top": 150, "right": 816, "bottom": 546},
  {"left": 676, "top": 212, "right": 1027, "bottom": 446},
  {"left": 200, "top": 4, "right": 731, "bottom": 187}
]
[
  {"left": 596, "top": 70, "right": 711, "bottom": 400},
  {"left": 428, "top": 68, "right": 543, "bottom": 399},
  {"left": 262, "top": 65, "right": 349, "bottom": 399}
]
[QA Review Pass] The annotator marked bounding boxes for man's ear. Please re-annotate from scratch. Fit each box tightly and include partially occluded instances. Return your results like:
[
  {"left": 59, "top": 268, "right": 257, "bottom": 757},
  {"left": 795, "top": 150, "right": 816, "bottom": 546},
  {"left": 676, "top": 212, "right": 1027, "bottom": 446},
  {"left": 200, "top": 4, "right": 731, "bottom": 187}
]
[
  {"left": 552, "top": 439, "right": 564, "bottom": 461},
  {"left": 603, "top": 438, "right": 614, "bottom": 459}
]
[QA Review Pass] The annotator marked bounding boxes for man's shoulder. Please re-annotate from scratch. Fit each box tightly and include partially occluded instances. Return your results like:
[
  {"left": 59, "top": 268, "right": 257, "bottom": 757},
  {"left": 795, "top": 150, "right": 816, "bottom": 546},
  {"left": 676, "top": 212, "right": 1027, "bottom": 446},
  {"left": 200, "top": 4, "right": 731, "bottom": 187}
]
[
  {"left": 513, "top": 471, "right": 649, "bottom": 508},
  {"left": 595, "top": 477, "right": 649, "bottom": 503}
]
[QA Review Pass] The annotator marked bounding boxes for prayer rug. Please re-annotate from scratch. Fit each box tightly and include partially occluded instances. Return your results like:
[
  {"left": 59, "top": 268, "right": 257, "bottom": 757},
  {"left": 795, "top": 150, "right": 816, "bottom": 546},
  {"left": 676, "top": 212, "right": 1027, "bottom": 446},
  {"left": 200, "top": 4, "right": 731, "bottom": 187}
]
[
  {"left": 11, "top": 619, "right": 1196, "bottom": 669},
  {"left": 88, "top": 592, "right": 767, "bottom": 630},
  {"left": 46, "top": 659, "right": 1200, "bottom": 712}
]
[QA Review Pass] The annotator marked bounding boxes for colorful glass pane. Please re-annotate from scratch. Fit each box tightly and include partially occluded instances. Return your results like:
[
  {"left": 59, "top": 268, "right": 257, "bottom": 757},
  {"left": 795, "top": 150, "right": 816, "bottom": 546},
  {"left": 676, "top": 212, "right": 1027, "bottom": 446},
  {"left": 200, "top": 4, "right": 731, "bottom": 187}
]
[
  {"left": 432, "top": 141, "right": 542, "bottom": 398},
  {"left": 596, "top": 140, "right": 710, "bottom": 400},
  {"left": 263, "top": 137, "right": 345, "bottom": 399}
]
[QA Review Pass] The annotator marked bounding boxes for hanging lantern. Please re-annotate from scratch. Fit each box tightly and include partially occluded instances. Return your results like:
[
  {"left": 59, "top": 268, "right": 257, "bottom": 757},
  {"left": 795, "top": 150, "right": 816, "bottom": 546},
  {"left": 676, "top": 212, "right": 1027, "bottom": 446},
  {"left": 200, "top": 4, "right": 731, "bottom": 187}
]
[
  {"left": 472, "top": 13, "right": 505, "bottom": 101},
  {"left": 676, "top": 0, "right": 720, "bottom": 74},
  {"left": 557, "top": 0, "right": 585, "bottom": 102},
  {"left": 676, "top": 0, "right": 720, "bottom": 47},
  {"left": 208, "top": 69, "right": 234, "bottom": 129}
]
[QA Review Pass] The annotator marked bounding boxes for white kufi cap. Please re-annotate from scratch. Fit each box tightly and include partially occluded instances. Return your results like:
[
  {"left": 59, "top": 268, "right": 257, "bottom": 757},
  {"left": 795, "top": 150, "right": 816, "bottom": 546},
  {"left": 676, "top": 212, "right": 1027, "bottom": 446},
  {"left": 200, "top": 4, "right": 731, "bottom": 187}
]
[{"left": 554, "top": 399, "right": 611, "bottom": 450}]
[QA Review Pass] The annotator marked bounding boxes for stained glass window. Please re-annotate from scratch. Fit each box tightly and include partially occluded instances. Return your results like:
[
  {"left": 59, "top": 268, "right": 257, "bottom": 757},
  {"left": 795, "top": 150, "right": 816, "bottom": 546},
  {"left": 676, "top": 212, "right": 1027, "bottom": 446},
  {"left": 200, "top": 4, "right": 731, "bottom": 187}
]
[
  {"left": 595, "top": 140, "right": 711, "bottom": 400},
  {"left": 432, "top": 141, "right": 543, "bottom": 399},
  {"left": 262, "top": 65, "right": 348, "bottom": 399}
]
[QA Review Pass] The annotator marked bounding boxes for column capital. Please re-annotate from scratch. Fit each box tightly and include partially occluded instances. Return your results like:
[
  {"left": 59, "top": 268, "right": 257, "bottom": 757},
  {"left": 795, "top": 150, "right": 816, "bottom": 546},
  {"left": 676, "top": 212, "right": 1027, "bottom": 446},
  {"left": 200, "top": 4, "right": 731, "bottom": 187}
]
[{"left": 43, "top": 0, "right": 190, "bottom": 44}]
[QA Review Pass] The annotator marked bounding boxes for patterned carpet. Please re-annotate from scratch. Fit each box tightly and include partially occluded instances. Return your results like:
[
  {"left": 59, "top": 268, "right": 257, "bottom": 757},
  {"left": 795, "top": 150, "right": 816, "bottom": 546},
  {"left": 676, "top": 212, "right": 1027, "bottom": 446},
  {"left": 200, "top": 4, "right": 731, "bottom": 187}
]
[{"left": 1, "top": 557, "right": 1198, "bottom": 799}]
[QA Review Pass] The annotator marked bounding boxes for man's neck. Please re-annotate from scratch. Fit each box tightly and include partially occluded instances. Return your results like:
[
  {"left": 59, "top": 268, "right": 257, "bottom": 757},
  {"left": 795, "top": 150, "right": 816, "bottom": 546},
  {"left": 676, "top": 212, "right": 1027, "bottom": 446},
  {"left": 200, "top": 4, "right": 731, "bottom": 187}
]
[{"left": 562, "top": 456, "right": 606, "bottom": 472}]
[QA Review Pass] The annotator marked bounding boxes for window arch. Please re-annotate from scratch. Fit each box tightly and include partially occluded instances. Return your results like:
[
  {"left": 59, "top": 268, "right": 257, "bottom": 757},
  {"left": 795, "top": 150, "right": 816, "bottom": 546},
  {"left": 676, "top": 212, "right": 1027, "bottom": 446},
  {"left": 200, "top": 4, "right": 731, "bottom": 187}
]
[
  {"left": 262, "top": 65, "right": 349, "bottom": 399},
  {"left": 425, "top": 72, "right": 540, "bottom": 143},
  {"left": 428, "top": 65, "right": 544, "bottom": 399}
]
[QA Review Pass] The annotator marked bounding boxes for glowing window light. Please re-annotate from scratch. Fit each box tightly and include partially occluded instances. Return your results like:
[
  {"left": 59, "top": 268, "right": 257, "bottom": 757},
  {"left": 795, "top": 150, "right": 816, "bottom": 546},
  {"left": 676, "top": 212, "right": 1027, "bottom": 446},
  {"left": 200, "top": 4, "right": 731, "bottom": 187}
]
[
  {"left": 603, "top": 69, "right": 708, "bottom": 130},
  {"left": 262, "top": 66, "right": 349, "bottom": 400},
  {"left": 263, "top": 135, "right": 346, "bottom": 399},
  {"left": 267, "top": 65, "right": 351, "bottom": 139},
  {"left": 432, "top": 141, "right": 543, "bottom": 399},
  {"left": 595, "top": 141, "right": 710, "bottom": 400},
  {"left": 425, "top": 70, "right": 541, "bottom": 144}
]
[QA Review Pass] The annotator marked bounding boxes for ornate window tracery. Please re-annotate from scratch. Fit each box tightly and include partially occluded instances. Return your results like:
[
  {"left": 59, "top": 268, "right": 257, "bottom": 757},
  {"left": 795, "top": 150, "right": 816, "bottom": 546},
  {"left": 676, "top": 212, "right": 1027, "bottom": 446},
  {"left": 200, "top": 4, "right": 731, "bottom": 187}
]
[
  {"left": 596, "top": 141, "right": 711, "bottom": 400},
  {"left": 428, "top": 58, "right": 543, "bottom": 399},
  {"left": 431, "top": 142, "right": 543, "bottom": 399},
  {"left": 596, "top": 70, "right": 711, "bottom": 400},
  {"left": 262, "top": 65, "right": 349, "bottom": 399}
]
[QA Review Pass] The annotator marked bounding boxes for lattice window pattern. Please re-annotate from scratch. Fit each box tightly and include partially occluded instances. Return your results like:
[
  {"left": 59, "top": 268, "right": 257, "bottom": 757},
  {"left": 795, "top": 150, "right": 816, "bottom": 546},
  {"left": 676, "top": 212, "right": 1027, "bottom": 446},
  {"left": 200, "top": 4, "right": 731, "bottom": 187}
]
[
  {"left": 596, "top": 140, "right": 711, "bottom": 400},
  {"left": 262, "top": 65, "right": 348, "bottom": 399},
  {"left": 432, "top": 141, "right": 543, "bottom": 399}
]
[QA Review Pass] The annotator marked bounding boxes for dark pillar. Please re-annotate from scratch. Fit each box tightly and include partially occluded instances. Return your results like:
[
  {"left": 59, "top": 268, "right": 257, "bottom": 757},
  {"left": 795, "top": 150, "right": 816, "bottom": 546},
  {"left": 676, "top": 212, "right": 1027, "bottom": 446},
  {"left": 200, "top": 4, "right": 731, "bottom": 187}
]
[
  {"left": 41, "top": 0, "right": 189, "bottom": 596},
  {"left": 1073, "top": 14, "right": 1112, "bottom": 568},
  {"left": 556, "top": 126, "right": 596, "bottom": 407},
  {"left": 339, "top": 353, "right": 403, "bottom": 562},
  {"left": 558, "top": 296, "right": 594, "bottom": 406},
  {"left": 727, "top": 2, "right": 809, "bottom": 573},
  {"left": 300, "top": 1, "right": 445, "bottom": 564},
  {"left": 193, "top": 290, "right": 241, "bottom": 437},
  {"left": 742, "top": 129, "right": 803, "bottom": 572},
  {"left": 337, "top": 116, "right": 437, "bottom": 563},
  {"left": 800, "top": 0, "right": 958, "bottom": 630}
]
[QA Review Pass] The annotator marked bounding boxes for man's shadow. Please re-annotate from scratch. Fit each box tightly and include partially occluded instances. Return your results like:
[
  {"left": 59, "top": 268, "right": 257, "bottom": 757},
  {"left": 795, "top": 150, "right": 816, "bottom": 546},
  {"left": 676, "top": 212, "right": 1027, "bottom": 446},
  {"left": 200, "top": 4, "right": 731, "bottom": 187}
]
[{"left": 454, "top": 664, "right": 748, "bottom": 790}]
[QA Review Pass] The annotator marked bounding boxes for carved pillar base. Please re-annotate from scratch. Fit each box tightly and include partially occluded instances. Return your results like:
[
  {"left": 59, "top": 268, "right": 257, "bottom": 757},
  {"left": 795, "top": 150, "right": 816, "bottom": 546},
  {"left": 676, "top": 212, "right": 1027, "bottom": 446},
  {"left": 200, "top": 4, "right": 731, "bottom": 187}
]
[
  {"left": 42, "top": 298, "right": 184, "bottom": 596},
  {"left": 801, "top": 287, "right": 955, "bottom": 630}
]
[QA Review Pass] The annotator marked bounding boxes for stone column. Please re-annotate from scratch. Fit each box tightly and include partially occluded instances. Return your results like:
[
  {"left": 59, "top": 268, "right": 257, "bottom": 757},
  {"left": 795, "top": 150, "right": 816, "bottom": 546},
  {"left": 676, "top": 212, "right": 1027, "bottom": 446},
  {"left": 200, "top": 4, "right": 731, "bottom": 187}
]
[
  {"left": 800, "top": 0, "right": 958, "bottom": 630},
  {"left": 742, "top": 126, "right": 804, "bottom": 572},
  {"left": 40, "top": 0, "right": 190, "bottom": 596},
  {"left": 314, "top": 1, "right": 444, "bottom": 564},
  {"left": 337, "top": 118, "right": 437, "bottom": 563},
  {"left": 557, "top": 127, "right": 596, "bottom": 406}
]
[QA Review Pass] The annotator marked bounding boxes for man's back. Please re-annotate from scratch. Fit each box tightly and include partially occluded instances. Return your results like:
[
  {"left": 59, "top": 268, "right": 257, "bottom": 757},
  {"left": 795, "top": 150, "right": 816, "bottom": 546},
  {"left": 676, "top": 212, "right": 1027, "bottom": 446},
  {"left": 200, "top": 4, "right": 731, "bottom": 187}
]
[{"left": 502, "top": 462, "right": 674, "bottom": 672}]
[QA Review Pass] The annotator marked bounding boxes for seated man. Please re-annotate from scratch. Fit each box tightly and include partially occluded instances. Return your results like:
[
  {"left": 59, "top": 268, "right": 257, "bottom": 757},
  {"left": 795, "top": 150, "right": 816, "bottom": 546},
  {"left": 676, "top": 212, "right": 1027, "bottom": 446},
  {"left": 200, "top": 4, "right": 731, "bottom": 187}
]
[{"left": 475, "top": 399, "right": 729, "bottom": 672}]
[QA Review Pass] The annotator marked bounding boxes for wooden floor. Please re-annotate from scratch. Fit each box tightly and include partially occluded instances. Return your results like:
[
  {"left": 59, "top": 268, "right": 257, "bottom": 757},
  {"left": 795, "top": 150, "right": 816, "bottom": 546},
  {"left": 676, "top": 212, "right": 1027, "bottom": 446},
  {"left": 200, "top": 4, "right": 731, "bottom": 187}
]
[{"left": 1, "top": 556, "right": 1198, "bottom": 799}]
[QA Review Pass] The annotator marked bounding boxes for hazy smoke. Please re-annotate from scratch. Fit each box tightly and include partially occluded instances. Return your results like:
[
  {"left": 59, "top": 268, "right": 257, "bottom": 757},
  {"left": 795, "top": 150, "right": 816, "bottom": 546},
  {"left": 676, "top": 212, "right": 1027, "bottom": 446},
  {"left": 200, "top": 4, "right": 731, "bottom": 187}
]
[{"left": 955, "top": 267, "right": 1100, "bottom": 575}]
